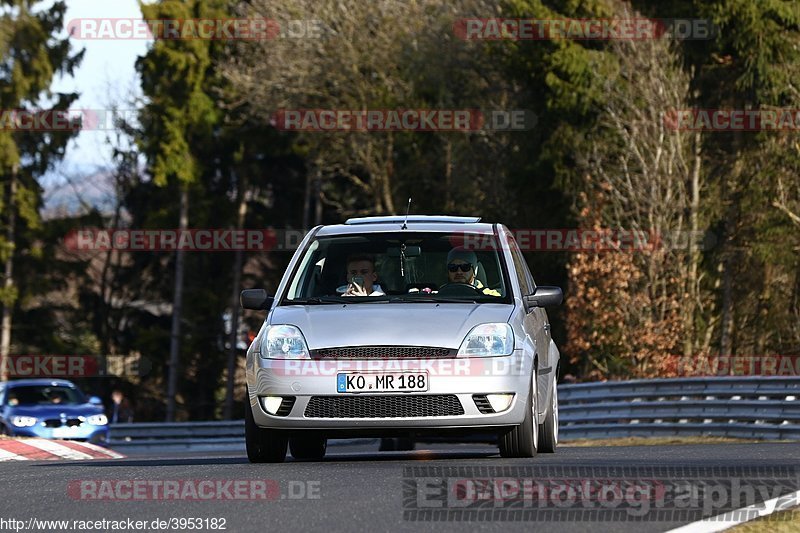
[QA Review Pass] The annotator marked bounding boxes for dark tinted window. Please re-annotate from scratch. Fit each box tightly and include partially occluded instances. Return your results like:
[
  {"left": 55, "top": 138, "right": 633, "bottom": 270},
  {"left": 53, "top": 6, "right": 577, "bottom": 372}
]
[
  {"left": 506, "top": 232, "right": 533, "bottom": 295},
  {"left": 7, "top": 385, "right": 85, "bottom": 406}
]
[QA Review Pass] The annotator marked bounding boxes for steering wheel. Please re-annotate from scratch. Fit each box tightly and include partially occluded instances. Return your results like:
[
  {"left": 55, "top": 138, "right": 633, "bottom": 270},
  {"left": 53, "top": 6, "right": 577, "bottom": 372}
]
[{"left": 437, "top": 283, "right": 482, "bottom": 297}]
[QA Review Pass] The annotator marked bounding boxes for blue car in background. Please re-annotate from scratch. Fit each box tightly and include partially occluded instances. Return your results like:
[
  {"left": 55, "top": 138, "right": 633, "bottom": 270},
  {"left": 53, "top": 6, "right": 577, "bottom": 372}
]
[{"left": 0, "top": 379, "right": 109, "bottom": 444}]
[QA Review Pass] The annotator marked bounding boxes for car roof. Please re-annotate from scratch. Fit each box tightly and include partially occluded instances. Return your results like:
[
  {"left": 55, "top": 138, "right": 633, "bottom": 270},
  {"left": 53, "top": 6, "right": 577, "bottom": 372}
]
[
  {"left": 1, "top": 379, "right": 77, "bottom": 388},
  {"left": 318, "top": 215, "right": 497, "bottom": 236}
]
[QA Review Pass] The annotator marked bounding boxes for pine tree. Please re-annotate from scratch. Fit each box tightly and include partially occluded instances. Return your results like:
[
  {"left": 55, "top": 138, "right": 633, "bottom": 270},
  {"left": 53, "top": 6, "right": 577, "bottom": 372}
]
[{"left": 0, "top": 0, "right": 83, "bottom": 378}]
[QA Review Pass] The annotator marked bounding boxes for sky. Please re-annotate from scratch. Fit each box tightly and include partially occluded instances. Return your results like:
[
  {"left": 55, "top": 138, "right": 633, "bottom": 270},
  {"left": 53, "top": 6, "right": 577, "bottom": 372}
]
[{"left": 44, "top": 0, "right": 151, "bottom": 213}]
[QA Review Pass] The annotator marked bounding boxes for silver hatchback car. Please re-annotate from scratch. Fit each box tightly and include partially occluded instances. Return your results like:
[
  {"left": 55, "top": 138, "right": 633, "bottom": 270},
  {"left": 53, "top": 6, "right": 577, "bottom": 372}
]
[{"left": 242, "top": 216, "right": 562, "bottom": 462}]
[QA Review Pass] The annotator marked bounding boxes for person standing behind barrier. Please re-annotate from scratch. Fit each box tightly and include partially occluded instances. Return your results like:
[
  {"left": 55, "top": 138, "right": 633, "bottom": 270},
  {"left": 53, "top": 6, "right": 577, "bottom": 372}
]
[{"left": 109, "top": 389, "right": 134, "bottom": 423}]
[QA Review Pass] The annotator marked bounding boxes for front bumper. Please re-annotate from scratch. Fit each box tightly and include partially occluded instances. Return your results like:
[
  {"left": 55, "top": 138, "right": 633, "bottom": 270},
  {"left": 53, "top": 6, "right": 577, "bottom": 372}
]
[
  {"left": 246, "top": 351, "right": 532, "bottom": 430},
  {"left": 10, "top": 424, "right": 109, "bottom": 443}
]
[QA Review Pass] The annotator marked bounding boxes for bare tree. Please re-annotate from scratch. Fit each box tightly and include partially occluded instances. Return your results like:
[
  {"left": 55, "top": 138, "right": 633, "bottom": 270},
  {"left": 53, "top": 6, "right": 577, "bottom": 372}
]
[
  {"left": 221, "top": 0, "right": 513, "bottom": 217},
  {"left": 572, "top": 1, "right": 712, "bottom": 374}
]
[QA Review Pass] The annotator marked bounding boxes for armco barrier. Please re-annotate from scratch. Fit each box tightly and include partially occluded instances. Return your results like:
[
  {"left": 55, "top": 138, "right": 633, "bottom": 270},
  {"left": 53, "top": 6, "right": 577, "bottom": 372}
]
[
  {"left": 558, "top": 376, "right": 800, "bottom": 440},
  {"left": 108, "top": 376, "right": 800, "bottom": 451}
]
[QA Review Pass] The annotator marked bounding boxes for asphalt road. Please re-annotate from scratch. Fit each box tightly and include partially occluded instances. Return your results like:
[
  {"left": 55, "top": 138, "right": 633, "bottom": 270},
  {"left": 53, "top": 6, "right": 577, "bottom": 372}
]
[{"left": 2, "top": 441, "right": 799, "bottom": 533}]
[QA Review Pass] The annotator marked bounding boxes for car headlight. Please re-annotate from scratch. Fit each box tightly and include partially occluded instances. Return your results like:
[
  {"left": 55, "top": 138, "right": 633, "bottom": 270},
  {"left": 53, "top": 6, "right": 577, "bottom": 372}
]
[
  {"left": 260, "top": 325, "right": 310, "bottom": 359},
  {"left": 457, "top": 323, "right": 514, "bottom": 357},
  {"left": 87, "top": 414, "right": 108, "bottom": 426},
  {"left": 11, "top": 416, "right": 37, "bottom": 427}
]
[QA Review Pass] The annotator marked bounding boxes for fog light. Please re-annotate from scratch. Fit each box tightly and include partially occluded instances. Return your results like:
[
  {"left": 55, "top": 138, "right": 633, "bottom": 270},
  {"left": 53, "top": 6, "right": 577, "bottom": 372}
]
[
  {"left": 261, "top": 396, "right": 283, "bottom": 415},
  {"left": 486, "top": 394, "right": 514, "bottom": 413}
]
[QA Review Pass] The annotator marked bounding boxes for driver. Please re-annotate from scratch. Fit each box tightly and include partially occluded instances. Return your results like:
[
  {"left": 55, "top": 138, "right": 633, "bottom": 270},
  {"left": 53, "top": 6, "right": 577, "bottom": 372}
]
[
  {"left": 446, "top": 247, "right": 500, "bottom": 296},
  {"left": 342, "top": 254, "right": 386, "bottom": 296}
]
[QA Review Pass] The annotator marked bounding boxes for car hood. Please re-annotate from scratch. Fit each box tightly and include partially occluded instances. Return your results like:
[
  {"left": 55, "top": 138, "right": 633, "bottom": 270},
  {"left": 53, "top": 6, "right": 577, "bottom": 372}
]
[
  {"left": 6, "top": 404, "right": 103, "bottom": 418},
  {"left": 271, "top": 303, "right": 514, "bottom": 350}
]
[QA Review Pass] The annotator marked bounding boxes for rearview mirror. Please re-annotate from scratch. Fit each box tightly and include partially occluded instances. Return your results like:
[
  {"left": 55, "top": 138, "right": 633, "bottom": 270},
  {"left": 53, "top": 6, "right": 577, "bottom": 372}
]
[
  {"left": 386, "top": 245, "right": 421, "bottom": 257},
  {"left": 523, "top": 286, "right": 563, "bottom": 310},
  {"left": 88, "top": 396, "right": 103, "bottom": 406},
  {"left": 240, "top": 289, "right": 274, "bottom": 310}
]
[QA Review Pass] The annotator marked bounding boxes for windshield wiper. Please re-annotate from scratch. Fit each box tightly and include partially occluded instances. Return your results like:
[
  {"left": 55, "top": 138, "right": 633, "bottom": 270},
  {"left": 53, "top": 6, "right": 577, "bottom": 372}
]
[
  {"left": 286, "top": 295, "right": 390, "bottom": 305},
  {"left": 389, "top": 295, "right": 477, "bottom": 304},
  {"left": 284, "top": 296, "right": 348, "bottom": 305}
]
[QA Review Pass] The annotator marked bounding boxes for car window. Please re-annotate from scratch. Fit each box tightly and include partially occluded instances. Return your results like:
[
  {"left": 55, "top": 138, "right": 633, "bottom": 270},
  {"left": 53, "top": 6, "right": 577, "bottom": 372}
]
[
  {"left": 7, "top": 385, "right": 85, "bottom": 406},
  {"left": 505, "top": 231, "right": 533, "bottom": 296},
  {"left": 283, "top": 231, "right": 512, "bottom": 303}
]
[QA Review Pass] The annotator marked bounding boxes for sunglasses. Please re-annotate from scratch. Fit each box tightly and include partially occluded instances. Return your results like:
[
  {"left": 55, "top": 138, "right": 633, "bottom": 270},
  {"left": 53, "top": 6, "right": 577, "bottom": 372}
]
[{"left": 448, "top": 263, "right": 473, "bottom": 273}]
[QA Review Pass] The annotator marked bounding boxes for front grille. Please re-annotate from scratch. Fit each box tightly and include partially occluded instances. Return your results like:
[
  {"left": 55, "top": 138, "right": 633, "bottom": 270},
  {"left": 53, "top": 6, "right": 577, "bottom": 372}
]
[
  {"left": 304, "top": 395, "right": 464, "bottom": 418},
  {"left": 312, "top": 346, "right": 454, "bottom": 359},
  {"left": 43, "top": 418, "right": 83, "bottom": 428},
  {"left": 473, "top": 394, "right": 494, "bottom": 414}
]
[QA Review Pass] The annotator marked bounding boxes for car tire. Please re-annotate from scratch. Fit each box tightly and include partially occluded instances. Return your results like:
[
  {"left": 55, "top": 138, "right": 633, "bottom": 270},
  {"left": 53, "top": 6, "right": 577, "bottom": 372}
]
[
  {"left": 289, "top": 436, "right": 327, "bottom": 460},
  {"left": 537, "top": 375, "right": 558, "bottom": 453},
  {"left": 498, "top": 371, "right": 538, "bottom": 458},
  {"left": 245, "top": 390, "right": 288, "bottom": 463}
]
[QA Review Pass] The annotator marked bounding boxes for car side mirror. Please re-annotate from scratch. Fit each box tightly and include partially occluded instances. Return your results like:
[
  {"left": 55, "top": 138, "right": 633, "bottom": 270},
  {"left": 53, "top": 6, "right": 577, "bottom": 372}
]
[
  {"left": 241, "top": 289, "right": 274, "bottom": 310},
  {"left": 88, "top": 396, "right": 103, "bottom": 405},
  {"left": 523, "top": 286, "right": 563, "bottom": 310}
]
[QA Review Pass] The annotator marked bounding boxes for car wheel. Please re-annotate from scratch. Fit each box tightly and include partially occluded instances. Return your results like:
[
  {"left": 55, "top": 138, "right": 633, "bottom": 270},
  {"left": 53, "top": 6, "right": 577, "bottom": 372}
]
[
  {"left": 537, "top": 375, "right": 558, "bottom": 453},
  {"left": 290, "top": 436, "right": 327, "bottom": 460},
  {"left": 245, "top": 389, "right": 288, "bottom": 463},
  {"left": 498, "top": 370, "right": 538, "bottom": 458}
]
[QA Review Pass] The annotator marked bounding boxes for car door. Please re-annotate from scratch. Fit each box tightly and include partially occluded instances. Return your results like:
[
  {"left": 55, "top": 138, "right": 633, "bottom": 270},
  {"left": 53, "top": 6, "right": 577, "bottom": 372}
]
[{"left": 504, "top": 231, "right": 552, "bottom": 414}]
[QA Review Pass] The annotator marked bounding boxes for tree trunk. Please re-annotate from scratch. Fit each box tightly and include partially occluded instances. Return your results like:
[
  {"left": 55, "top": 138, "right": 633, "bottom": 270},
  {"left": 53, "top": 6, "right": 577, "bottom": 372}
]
[
  {"left": 224, "top": 171, "right": 248, "bottom": 420},
  {"left": 684, "top": 130, "right": 702, "bottom": 356},
  {"left": 315, "top": 168, "right": 323, "bottom": 225},
  {"left": 302, "top": 169, "right": 312, "bottom": 229},
  {"left": 0, "top": 165, "right": 18, "bottom": 381},
  {"left": 166, "top": 186, "right": 189, "bottom": 421},
  {"left": 444, "top": 139, "right": 453, "bottom": 212},
  {"left": 719, "top": 170, "right": 740, "bottom": 357},
  {"left": 382, "top": 132, "right": 395, "bottom": 213}
]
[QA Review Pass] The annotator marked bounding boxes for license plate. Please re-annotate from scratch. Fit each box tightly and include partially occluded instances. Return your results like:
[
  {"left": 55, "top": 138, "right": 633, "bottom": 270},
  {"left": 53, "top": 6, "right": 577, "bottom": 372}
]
[
  {"left": 52, "top": 426, "right": 79, "bottom": 438},
  {"left": 336, "top": 372, "right": 428, "bottom": 393}
]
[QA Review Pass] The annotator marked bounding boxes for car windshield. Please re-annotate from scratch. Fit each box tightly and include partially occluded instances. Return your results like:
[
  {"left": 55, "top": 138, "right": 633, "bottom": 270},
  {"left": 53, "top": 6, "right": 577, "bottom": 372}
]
[
  {"left": 6, "top": 385, "right": 86, "bottom": 406},
  {"left": 283, "top": 231, "right": 511, "bottom": 304}
]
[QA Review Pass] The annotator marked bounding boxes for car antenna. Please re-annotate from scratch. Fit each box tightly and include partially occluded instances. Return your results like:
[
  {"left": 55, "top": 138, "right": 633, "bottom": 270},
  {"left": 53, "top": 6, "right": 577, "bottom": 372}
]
[{"left": 401, "top": 198, "right": 411, "bottom": 230}]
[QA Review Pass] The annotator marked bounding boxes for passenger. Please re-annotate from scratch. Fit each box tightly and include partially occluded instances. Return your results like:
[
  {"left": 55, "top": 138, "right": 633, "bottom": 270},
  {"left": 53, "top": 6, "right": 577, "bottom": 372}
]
[
  {"left": 341, "top": 254, "right": 386, "bottom": 296},
  {"left": 49, "top": 391, "right": 65, "bottom": 404},
  {"left": 446, "top": 247, "right": 500, "bottom": 296}
]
